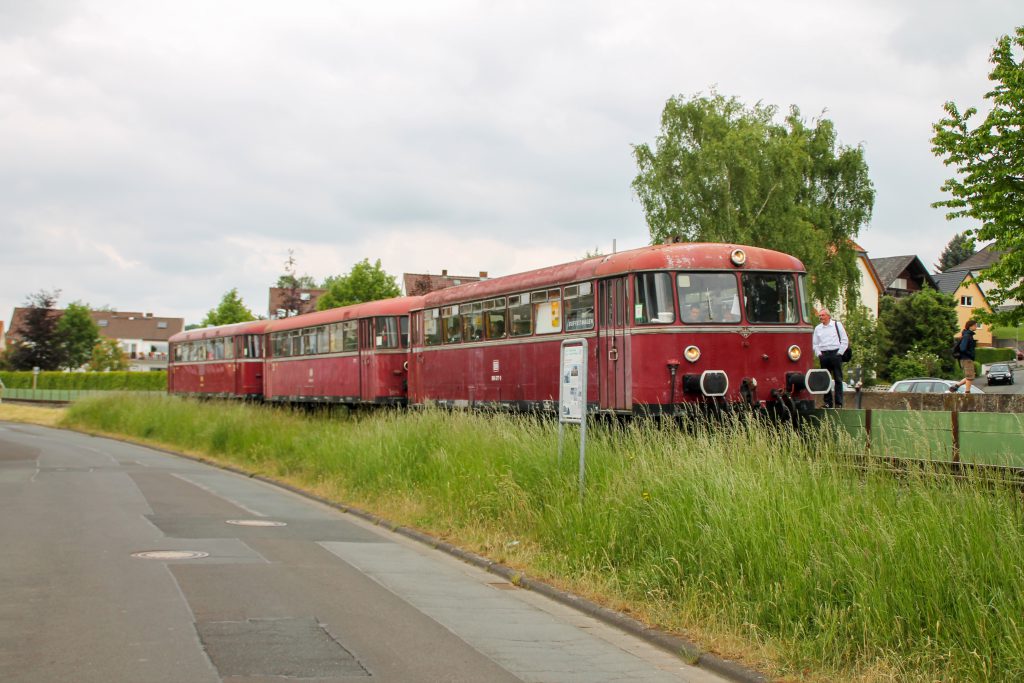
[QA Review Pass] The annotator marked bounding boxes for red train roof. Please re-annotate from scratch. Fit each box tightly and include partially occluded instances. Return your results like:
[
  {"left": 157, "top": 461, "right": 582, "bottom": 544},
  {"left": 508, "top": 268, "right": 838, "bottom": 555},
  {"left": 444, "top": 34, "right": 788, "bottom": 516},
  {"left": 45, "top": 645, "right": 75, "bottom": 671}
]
[
  {"left": 419, "top": 243, "right": 806, "bottom": 308},
  {"left": 169, "top": 319, "right": 270, "bottom": 343},
  {"left": 263, "top": 296, "right": 425, "bottom": 333}
]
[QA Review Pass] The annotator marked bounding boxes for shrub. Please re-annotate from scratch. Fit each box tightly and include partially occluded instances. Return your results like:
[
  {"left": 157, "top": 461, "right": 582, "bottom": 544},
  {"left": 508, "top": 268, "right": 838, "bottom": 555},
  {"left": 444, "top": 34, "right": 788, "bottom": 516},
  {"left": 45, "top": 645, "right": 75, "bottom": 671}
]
[{"left": 975, "top": 347, "right": 1016, "bottom": 366}]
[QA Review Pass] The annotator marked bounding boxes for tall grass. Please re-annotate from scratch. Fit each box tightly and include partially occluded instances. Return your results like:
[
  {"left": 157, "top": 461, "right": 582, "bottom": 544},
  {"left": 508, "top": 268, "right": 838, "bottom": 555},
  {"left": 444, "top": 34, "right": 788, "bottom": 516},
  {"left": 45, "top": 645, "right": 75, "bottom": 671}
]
[{"left": 64, "top": 396, "right": 1024, "bottom": 681}]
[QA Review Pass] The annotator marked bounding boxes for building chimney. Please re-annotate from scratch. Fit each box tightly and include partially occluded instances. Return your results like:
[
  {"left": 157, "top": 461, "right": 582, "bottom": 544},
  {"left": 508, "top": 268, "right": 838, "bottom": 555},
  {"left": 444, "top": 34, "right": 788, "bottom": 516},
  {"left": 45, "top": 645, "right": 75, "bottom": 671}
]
[
  {"left": 479, "top": 271, "right": 488, "bottom": 278},
  {"left": 441, "top": 269, "right": 448, "bottom": 276}
]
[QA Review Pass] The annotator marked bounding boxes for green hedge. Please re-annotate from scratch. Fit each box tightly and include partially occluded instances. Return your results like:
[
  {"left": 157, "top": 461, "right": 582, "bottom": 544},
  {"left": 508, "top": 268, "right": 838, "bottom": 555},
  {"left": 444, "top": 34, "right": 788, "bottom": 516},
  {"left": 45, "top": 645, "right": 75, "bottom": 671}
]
[
  {"left": 0, "top": 371, "right": 167, "bottom": 391},
  {"left": 976, "top": 347, "right": 1017, "bottom": 366}
]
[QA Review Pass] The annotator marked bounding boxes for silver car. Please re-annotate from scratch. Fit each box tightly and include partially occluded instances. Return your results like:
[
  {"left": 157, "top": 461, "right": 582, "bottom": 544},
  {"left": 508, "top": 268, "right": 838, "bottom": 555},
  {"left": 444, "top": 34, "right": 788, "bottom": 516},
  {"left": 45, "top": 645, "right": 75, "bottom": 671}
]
[{"left": 888, "top": 378, "right": 985, "bottom": 394}]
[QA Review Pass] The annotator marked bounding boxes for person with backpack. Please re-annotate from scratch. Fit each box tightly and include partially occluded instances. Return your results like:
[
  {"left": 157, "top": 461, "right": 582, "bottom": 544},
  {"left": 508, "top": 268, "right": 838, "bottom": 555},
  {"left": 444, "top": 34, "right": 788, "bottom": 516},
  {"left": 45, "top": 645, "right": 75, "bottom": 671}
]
[
  {"left": 813, "top": 307, "right": 849, "bottom": 408},
  {"left": 950, "top": 319, "right": 979, "bottom": 393}
]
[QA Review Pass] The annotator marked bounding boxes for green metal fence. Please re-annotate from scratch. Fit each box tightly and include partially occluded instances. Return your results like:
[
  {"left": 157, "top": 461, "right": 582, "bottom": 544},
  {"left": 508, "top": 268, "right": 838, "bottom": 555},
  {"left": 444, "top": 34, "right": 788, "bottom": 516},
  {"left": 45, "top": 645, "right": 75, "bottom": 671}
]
[
  {"left": 825, "top": 408, "right": 1024, "bottom": 468},
  {"left": 0, "top": 388, "right": 165, "bottom": 403}
]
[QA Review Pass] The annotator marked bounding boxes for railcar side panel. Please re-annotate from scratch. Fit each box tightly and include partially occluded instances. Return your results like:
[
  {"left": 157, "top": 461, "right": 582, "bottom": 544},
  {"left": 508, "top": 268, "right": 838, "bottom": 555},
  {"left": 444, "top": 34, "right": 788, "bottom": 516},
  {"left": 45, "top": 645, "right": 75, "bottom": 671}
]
[{"left": 266, "top": 355, "right": 362, "bottom": 402}]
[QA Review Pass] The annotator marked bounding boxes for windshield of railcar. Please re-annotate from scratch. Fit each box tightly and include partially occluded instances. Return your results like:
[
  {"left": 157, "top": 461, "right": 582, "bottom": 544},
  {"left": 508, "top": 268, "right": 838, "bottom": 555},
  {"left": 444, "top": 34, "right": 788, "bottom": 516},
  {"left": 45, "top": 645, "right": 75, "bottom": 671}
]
[
  {"left": 741, "top": 273, "right": 799, "bottom": 324},
  {"left": 677, "top": 273, "right": 741, "bottom": 323},
  {"left": 634, "top": 273, "right": 675, "bottom": 324}
]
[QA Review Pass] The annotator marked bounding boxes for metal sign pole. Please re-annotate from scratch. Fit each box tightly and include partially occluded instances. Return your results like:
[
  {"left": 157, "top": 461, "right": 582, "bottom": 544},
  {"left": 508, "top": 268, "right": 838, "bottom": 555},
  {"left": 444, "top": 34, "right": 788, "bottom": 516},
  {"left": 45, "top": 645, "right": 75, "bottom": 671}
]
[{"left": 558, "top": 338, "right": 589, "bottom": 501}]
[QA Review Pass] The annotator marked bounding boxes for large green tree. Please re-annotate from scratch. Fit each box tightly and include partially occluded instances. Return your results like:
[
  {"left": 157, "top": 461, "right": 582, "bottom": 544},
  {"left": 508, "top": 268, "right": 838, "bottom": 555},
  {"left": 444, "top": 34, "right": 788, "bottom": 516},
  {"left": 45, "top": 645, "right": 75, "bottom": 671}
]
[
  {"left": 875, "top": 289, "right": 959, "bottom": 381},
  {"left": 932, "top": 27, "right": 1024, "bottom": 325},
  {"left": 7, "top": 290, "right": 65, "bottom": 371},
  {"left": 56, "top": 302, "right": 100, "bottom": 370},
  {"left": 200, "top": 288, "right": 257, "bottom": 327},
  {"left": 934, "top": 231, "right": 976, "bottom": 272},
  {"left": 632, "top": 92, "right": 875, "bottom": 309},
  {"left": 318, "top": 258, "right": 400, "bottom": 310}
]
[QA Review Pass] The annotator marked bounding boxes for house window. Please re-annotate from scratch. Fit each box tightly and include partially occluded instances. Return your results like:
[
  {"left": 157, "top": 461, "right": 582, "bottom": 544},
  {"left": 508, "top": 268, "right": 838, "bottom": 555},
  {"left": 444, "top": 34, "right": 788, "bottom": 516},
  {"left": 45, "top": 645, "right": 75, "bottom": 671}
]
[
  {"left": 157, "top": 321, "right": 168, "bottom": 329},
  {"left": 892, "top": 277, "right": 908, "bottom": 290},
  {"left": 98, "top": 320, "right": 108, "bottom": 327},
  {"left": 960, "top": 295, "right": 974, "bottom": 307}
]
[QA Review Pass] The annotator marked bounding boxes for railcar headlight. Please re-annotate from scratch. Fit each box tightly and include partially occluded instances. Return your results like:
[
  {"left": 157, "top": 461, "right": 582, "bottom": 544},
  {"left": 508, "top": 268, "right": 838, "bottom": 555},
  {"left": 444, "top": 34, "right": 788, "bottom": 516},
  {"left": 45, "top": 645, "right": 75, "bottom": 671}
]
[
  {"left": 684, "top": 345, "right": 701, "bottom": 363},
  {"left": 730, "top": 248, "right": 747, "bottom": 266},
  {"left": 787, "top": 345, "right": 802, "bottom": 362}
]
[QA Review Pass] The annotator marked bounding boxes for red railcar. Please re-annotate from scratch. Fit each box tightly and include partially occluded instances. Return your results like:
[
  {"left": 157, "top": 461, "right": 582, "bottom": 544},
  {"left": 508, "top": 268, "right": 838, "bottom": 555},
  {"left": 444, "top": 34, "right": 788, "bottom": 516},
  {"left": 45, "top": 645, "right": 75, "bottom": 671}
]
[
  {"left": 168, "top": 320, "right": 269, "bottom": 399},
  {"left": 408, "top": 243, "right": 830, "bottom": 415},
  {"left": 263, "top": 296, "right": 423, "bottom": 405}
]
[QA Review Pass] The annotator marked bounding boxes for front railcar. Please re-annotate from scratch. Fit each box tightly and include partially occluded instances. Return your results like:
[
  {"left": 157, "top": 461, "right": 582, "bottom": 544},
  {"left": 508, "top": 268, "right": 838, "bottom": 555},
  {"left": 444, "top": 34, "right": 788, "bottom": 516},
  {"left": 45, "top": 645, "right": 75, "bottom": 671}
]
[{"left": 622, "top": 246, "right": 831, "bottom": 416}]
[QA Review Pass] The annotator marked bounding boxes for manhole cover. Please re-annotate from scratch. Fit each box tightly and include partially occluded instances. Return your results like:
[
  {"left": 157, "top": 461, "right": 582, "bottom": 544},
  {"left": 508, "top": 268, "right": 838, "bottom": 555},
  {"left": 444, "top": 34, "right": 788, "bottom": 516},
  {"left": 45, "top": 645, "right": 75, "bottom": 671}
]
[
  {"left": 132, "top": 550, "right": 210, "bottom": 560},
  {"left": 226, "top": 519, "right": 288, "bottom": 527}
]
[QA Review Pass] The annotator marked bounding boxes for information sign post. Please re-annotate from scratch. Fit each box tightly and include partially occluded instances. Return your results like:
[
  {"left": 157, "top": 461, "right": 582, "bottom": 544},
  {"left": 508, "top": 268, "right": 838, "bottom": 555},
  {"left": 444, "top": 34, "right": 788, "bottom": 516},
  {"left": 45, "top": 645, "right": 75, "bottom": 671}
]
[{"left": 558, "top": 339, "right": 589, "bottom": 500}]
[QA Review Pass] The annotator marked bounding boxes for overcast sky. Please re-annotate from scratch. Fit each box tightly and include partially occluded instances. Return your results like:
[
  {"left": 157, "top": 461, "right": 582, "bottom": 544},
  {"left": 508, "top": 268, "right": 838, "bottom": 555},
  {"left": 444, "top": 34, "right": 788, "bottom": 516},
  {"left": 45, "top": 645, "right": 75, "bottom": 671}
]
[{"left": 1, "top": 1, "right": 1019, "bottom": 326}]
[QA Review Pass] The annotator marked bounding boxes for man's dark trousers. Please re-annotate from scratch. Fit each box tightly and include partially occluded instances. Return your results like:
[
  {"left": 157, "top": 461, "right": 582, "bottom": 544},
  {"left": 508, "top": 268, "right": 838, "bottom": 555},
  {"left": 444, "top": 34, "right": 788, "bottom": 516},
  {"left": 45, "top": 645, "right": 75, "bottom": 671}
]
[{"left": 820, "top": 351, "right": 844, "bottom": 408}]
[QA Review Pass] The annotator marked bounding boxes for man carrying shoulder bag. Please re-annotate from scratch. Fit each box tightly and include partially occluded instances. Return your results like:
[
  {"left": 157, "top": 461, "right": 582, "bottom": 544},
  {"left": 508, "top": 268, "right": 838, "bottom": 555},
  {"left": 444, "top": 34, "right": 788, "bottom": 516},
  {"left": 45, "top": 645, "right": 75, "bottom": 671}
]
[{"left": 812, "top": 307, "right": 849, "bottom": 408}]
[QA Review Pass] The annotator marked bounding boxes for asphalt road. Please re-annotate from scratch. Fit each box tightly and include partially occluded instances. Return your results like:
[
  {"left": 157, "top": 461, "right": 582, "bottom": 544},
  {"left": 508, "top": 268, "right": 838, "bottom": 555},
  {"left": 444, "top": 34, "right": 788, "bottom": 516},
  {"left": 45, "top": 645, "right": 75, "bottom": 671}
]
[{"left": 0, "top": 423, "right": 730, "bottom": 683}]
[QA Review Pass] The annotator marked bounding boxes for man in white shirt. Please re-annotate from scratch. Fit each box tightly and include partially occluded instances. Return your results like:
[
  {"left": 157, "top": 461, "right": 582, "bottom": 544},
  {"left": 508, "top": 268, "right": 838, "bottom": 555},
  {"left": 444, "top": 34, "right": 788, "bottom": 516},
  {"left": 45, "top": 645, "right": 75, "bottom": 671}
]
[{"left": 812, "top": 307, "right": 849, "bottom": 408}]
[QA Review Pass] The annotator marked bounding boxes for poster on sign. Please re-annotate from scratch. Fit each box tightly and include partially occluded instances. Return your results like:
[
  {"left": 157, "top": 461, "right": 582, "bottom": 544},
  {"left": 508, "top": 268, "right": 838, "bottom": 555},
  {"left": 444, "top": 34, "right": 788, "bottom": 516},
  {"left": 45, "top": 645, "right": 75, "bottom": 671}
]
[{"left": 559, "top": 342, "right": 586, "bottom": 424}]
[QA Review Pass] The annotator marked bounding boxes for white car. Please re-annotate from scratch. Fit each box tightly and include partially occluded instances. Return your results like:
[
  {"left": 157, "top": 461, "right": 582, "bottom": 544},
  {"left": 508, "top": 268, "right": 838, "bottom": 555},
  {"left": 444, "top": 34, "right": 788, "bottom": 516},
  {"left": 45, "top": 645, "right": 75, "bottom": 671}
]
[{"left": 888, "top": 378, "right": 985, "bottom": 394}]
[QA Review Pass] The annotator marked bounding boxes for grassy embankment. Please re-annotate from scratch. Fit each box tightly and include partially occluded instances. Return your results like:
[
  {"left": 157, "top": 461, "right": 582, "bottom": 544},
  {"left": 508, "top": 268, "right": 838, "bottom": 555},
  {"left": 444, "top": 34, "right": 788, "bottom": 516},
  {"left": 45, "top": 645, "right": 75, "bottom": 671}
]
[{"left": 60, "top": 395, "right": 1024, "bottom": 682}]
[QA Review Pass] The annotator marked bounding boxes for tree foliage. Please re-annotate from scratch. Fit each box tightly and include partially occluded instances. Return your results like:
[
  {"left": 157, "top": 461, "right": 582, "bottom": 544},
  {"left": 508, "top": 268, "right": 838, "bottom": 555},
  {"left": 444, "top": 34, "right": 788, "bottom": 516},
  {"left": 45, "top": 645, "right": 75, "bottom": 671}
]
[
  {"left": 632, "top": 92, "right": 875, "bottom": 309},
  {"left": 932, "top": 27, "right": 1024, "bottom": 325},
  {"left": 200, "top": 288, "right": 257, "bottom": 327},
  {"left": 56, "top": 302, "right": 100, "bottom": 370},
  {"left": 875, "top": 290, "right": 959, "bottom": 381},
  {"left": 7, "top": 290, "right": 65, "bottom": 371},
  {"left": 934, "top": 231, "right": 976, "bottom": 272},
  {"left": 89, "top": 338, "right": 128, "bottom": 371},
  {"left": 318, "top": 258, "right": 400, "bottom": 310}
]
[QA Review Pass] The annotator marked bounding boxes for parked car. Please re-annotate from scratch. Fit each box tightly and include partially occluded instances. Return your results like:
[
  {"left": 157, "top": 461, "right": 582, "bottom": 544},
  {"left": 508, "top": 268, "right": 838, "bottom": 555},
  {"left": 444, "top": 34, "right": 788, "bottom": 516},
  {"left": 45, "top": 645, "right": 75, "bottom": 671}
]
[
  {"left": 888, "top": 378, "right": 985, "bottom": 394},
  {"left": 985, "top": 363, "right": 1015, "bottom": 386}
]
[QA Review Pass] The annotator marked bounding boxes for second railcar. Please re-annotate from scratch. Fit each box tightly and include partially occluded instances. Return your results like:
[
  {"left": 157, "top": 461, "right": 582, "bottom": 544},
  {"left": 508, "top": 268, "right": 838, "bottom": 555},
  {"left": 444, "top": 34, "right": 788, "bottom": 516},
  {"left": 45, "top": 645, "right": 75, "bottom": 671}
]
[{"left": 263, "top": 296, "right": 423, "bottom": 405}]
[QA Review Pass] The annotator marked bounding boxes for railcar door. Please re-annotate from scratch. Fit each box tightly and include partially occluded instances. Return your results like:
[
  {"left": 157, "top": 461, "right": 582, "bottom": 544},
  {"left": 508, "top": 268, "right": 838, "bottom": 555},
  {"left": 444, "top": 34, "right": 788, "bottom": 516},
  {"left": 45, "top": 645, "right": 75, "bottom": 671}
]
[
  {"left": 358, "top": 318, "right": 373, "bottom": 402},
  {"left": 598, "top": 277, "right": 628, "bottom": 411}
]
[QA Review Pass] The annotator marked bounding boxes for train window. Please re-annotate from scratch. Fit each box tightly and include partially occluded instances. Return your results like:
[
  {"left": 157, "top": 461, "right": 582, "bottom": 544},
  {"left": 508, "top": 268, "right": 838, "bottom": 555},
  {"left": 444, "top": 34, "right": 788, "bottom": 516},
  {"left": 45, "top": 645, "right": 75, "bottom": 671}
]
[
  {"left": 442, "top": 306, "right": 462, "bottom": 344},
  {"left": 244, "top": 335, "right": 262, "bottom": 358},
  {"left": 508, "top": 295, "right": 532, "bottom": 337},
  {"left": 224, "top": 336, "right": 235, "bottom": 360},
  {"left": 316, "top": 327, "right": 325, "bottom": 354},
  {"left": 424, "top": 309, "right": 443, "bottom": 346},
  {"left": 564, "top": 282, "right": 595, "bottom": 331},
  {"left": 289, "top": 330, "right": 302, "bottom": 356},
  {"left": 678, "top": 273, "right": 741, "bottom": 323},
  {"left": 742, "top": 273, "right": 799, "bottom": 324},
  {"left": 400, "top": 316, "right": 409, "bottom": 347},
  {"left": 211, "top": 338, "right": 223, "bottom": 360},
  {"left": 462, "top": 302, "right": 484, "bottom": 342},
  {"left": 343, "top": 321, "right": 358, "bottom": 352},
  {"left": 797, "top": 275, "right": 815, "bottom": 323},
  {"left": 531, "top": 289, "right": 561, "bottom": 335},
  {"left": 375, "top": 317, "right": 400, "bottom": 349},
  {"left": 634, "top": 272, "right": 675, "bottom": 324}
]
